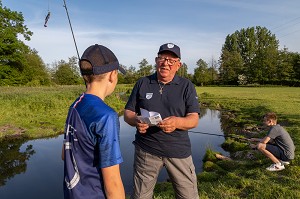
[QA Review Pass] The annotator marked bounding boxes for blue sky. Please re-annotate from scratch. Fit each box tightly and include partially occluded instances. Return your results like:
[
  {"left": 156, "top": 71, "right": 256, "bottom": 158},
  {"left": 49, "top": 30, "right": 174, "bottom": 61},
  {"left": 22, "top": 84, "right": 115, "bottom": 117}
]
[{"left": 3, "top": 0, "right": 300, "bottom": 72}]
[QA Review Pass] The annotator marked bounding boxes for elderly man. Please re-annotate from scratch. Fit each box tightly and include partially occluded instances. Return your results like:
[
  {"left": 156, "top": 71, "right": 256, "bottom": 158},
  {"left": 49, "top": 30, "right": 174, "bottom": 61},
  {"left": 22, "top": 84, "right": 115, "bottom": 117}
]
[{"left": 124, "top": 43, "right": 200, "bottom": 199}]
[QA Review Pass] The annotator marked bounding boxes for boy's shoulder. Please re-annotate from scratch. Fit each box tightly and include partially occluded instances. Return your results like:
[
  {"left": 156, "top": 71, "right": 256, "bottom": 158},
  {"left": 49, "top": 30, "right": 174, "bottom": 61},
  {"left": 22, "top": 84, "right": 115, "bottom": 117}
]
[{"left": 72, "top": 93, "right": 116, "bottom": 118}]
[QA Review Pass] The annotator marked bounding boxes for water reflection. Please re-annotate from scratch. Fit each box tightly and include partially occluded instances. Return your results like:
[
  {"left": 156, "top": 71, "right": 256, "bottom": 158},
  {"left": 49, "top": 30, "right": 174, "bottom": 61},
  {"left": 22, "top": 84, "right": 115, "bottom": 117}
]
[
  {"left": 0, "top": 137, "right": 63, "bottom": 199},
  {"left": 0, "top": 109, "right": 228, "bottom": 198},
  {"left": 0, "top": 139, "right": 35, "bottom": 186}
]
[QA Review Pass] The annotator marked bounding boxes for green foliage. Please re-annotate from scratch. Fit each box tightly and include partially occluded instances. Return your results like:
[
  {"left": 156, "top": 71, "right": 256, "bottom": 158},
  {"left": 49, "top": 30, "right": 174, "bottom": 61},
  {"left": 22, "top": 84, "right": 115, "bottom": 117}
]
[
  {"left": 220, "top": 26, "right": 280, "bottom": 85},
  {"left": 0, "top": 65, "right": 24, "bottom": 85},
  {"left": 177, "top": 62, "right": 188, "bottom": 78},
  {"left": 193, "top": 58, "right": 218, "bottom": 86},
  {"left": 118, "top": 65, "right": 139, "bottom": 84},
  {"left": 218, "top": 27, "right": 300, "bottom": 86},
  {"left": 137, "top": 58, "right": 153, "bottom": 77},
  {"left": 52, "top": 57, "right": 82, "bottom": 85},
  {"left": 0, "top": 1, "right": 33, "bottom": 85},
  {"left": 193, "top": 59, "right": 209, "bottom": 86},
  {"left": 23, "top": 49, "right": 51, "bottom": 86}
]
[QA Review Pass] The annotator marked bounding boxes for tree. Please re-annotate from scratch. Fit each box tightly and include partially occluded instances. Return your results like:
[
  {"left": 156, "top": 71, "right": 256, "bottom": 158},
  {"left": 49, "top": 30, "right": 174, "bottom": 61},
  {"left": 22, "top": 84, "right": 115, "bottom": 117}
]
[
  {"left": 208, "top": 57, "right": 219, "bottom": 84},
  {"left": 120, "top": 65, "right": 139, "bottom": 84},
  {"left": 52, "top": 57, "right": 82, "bottom": 85},
  {"left": 193, "top": 59, "right": 210, "bottom": 86},
  {"left": 292, "top": 53, "right": 300, "bottom": 85},
  {"left": 23, "top": 49, "right": 51, "bottom": 86},
  {"left": 177, "top": 62, "right": 188, "bottom": 78},
  {"left": 276, "top": 48, "right": 295, "bottom": 85},
  {"left": 219, "top": 49, "right": 244, "bottom": 85},
  {"left": 137, "top": 59, "right": 153, "bottom": 77},
  {"left": 219, "top": 26, "right": 279, "bottom": 85},
  {"left": 0, "top": 1, "right": 33, "bottom": 85}
]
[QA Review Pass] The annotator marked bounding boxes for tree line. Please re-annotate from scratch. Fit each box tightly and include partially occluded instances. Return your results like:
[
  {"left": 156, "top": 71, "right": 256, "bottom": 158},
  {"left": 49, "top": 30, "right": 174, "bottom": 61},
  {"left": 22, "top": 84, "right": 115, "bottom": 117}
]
[{"left": 1, "top": 1, "right": 299, "bottom": 86}]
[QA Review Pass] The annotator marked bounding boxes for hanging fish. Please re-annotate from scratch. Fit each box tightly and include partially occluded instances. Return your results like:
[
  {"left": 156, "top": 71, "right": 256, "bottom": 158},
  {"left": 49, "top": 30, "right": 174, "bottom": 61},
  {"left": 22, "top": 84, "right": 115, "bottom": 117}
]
[{"left": 44, "top": 11, "right": 51, "bottom": 27}]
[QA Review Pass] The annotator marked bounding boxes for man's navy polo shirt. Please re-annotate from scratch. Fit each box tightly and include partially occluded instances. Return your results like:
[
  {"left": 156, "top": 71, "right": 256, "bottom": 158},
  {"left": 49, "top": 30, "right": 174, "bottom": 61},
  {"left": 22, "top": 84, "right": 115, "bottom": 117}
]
[{"left": 125, "top": 73, "right": 200, "bottom": 158}]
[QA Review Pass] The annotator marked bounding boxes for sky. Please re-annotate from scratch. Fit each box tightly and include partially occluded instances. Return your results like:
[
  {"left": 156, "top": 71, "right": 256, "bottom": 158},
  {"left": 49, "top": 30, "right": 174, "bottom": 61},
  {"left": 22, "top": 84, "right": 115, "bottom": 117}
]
[{"left": 2, "top": 0, "right": 300, "bottom": 73}]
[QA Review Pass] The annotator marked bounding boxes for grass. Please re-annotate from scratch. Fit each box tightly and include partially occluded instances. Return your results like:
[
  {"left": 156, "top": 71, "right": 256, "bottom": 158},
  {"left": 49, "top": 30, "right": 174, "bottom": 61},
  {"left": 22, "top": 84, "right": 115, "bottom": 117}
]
[
  {"left": 197, "top": 87, "right": 300, "bottom": 120},
  {"left": 1, "top": 85, "right": 300, "bottom": 198},
  {"left": 0, "top": 85, "right": 129, "bottom": 140}
]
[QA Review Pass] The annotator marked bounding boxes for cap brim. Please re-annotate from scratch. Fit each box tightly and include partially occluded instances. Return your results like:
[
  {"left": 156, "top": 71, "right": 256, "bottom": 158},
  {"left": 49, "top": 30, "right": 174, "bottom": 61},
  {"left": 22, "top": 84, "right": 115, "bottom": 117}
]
[
  {"left": 158, "top": 50, "right": 180, "bottom": 58},
  {"left": 118, "top": 66, "right": 126, "bottom": 75}
]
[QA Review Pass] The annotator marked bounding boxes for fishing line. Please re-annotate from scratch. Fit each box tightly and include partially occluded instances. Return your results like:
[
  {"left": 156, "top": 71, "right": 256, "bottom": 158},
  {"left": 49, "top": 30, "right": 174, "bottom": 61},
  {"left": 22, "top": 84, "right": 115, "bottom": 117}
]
[
  {"left": 188, "top": 130, "right": 250, "bottom": 141},
  {"left": 62, "top": 0, "right": 80, "bottom": 61},
  {"left": 188, "top": 130, "right": 226, "bottom": 137}
]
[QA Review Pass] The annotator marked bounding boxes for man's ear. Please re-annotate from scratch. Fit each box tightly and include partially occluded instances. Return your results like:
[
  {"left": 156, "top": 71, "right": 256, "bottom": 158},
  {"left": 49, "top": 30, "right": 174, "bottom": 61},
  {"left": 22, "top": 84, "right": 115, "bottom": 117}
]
[{"left": 176, "top": 61, "right": 182, "bottom": 71}]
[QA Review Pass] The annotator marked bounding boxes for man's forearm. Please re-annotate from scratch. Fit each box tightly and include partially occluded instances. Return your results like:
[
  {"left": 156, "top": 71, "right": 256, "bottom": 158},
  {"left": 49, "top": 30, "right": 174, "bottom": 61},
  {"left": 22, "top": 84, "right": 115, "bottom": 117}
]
[{"left": 124, "top": 109, "right": 137, "bottom": 126}]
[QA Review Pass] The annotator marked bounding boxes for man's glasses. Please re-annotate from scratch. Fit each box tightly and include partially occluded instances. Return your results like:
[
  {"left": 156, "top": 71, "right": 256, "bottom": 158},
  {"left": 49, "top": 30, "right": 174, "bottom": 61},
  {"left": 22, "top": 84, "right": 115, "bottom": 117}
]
[{"left": 157, "top": 57, "right": 179, "bottom": 65}]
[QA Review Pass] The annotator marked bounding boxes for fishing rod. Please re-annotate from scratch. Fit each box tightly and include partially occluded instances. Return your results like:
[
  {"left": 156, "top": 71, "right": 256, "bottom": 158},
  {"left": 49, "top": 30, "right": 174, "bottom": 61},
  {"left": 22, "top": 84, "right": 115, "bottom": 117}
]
[
  {"left": 188, "top": 130, "right": 251, "bottom": 141},
  {"left": 62, "top": 0, "right": 80, "bottom": 61}
]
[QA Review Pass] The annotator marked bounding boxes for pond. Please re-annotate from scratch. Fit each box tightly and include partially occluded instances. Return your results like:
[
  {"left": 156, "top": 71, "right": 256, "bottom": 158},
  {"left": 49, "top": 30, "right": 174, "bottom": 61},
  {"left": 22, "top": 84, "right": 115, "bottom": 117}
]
[{"left": 0, "top": 109, "right": 228, "bottom": 198}]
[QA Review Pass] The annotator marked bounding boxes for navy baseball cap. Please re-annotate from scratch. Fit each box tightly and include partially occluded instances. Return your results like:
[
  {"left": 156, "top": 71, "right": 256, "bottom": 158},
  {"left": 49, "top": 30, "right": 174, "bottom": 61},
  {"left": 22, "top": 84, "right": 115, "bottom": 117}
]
[
  {"left": 158, "top": 43, "right": 181, "bottom": 59},
  {"left": 80, "top": 44, "right": 126, "bottom": 75}
]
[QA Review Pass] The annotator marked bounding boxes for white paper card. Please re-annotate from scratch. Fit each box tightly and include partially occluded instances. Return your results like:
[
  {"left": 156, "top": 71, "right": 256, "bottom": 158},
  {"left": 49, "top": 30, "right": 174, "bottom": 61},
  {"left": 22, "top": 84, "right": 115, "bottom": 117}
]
[{"left": 137, "top": 108, "right": 162, "bottom": 126}]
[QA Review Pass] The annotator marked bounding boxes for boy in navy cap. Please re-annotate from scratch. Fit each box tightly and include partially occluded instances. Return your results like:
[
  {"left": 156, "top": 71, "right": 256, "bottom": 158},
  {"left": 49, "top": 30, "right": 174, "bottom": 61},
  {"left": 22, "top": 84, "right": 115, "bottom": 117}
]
[{"left": 62, "top": 44, "right": 125, "bottom": 199}]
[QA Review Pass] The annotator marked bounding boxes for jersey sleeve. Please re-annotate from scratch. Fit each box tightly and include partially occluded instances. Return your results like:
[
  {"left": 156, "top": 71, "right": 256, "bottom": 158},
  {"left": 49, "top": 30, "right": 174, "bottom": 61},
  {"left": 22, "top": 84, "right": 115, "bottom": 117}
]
[{"left": 96, "top": 112, "right": 123, "bottom": 168}]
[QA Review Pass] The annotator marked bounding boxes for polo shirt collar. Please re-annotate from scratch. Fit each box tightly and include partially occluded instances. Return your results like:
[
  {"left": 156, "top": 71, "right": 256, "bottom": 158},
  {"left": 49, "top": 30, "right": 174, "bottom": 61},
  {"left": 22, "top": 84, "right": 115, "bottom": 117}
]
[{"left": 150, "top": 72, "right": 180, "bottom": 85}]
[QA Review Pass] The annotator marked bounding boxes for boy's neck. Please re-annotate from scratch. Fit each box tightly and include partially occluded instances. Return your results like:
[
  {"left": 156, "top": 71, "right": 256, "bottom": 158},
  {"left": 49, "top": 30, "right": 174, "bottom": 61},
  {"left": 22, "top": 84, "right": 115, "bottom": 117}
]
[{"left": 85, "top": 82, "right": 106, "bottom": 100}]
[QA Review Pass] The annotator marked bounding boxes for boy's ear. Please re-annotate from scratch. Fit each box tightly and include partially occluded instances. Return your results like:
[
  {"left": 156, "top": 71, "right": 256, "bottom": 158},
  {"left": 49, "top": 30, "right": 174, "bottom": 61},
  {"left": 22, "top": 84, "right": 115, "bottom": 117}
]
[{"left": 108, "top": 70, "right": 117, "bottom": 82}]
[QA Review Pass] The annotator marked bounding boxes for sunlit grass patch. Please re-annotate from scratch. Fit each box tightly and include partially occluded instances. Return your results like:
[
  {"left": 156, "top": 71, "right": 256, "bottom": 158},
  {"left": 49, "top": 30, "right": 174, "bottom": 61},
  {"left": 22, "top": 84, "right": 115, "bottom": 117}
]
[{"left": 0, "top": 85, "right": 130, "bottom": 140}]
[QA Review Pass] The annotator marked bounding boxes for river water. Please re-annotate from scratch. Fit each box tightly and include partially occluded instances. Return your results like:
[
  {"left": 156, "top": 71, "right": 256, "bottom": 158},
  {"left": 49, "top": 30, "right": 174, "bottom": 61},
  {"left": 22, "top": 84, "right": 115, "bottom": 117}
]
[{"left": 0, "top": 109, "right": 228, "bottom": 198}]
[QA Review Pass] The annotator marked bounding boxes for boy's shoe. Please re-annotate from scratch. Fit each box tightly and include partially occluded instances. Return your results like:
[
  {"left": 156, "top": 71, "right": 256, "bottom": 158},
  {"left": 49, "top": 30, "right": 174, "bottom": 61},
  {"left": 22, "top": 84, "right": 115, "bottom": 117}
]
[
  {"left": 280, "top": 160, "right": 290, "bottom": 165},
  {"left": 266, "top": 163, "right": 285, "bottom": 171}
]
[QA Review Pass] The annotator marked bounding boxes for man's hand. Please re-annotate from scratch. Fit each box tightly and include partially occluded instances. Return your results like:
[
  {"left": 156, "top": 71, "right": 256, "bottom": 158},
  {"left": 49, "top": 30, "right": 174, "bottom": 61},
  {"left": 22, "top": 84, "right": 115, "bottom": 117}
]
[
  {"left": 136, "top": 120, "right": 149, "bottom": 134},
  {"left": 158, "top": 116, "right": 177, "bottom": 133}
]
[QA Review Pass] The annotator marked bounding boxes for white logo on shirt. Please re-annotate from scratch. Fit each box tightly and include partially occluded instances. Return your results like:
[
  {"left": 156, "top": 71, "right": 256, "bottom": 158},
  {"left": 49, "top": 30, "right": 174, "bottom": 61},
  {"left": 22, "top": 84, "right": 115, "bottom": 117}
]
[{"left": 146, "top": 93, "right": 153, "bottom": 99}]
